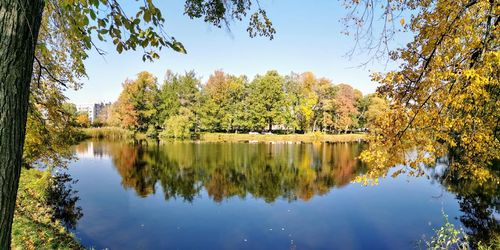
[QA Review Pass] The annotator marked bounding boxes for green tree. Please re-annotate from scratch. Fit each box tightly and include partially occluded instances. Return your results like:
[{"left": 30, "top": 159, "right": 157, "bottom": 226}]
[
  {"left": 158, "top": 71, "right": 200, "bottom": 122},
  {"left": 198, "top": 70, "right": 246, "bottom": 132},
  {"left": 282, "top": 73, "right": 302, "bottom": 132},
  {"left": 161, "top": 107, "right": 195, "bottom": 138},
  {"left": 314, "top": 78, "right": 337, "bottom": 132},
  {"left": 246, "top": 71, "right": 287, "bottom": 131},
  {"left": 0, "top": 1, "right": 274, "bottom": 245},
  {"left": 316, "top": 80, "right": 338, "bottom": 132}
]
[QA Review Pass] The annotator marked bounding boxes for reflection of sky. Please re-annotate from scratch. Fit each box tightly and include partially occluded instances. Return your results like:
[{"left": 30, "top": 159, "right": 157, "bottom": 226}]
[{"left": 68, "top": 142, "right": 468, "bottom": 250}]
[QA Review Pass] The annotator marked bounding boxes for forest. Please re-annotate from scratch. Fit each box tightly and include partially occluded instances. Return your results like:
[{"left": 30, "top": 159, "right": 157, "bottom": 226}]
[{"left": 78, "top": 70, "right": 387, "bottom": 138}]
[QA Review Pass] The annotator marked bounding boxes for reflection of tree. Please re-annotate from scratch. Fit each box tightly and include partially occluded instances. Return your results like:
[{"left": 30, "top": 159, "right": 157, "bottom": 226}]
[
  {"left": 82, "top": 141, "right": 367, "bottom": 203},
  {"left": 47, "top": 172, "right": 83, "bottom": 230},
  {"left": 435, "top": 167, "right": 499, "bottom": 247}
]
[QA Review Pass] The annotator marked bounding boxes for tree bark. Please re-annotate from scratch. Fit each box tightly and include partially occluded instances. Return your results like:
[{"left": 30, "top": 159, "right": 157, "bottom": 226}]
[{"left": 0, "top": 0, "right": 44, "bottom": 248}]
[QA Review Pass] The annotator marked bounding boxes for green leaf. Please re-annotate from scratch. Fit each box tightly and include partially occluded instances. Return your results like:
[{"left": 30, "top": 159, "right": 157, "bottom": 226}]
[
  {"left": 171, "top": 41, "right": 187, "bottom": 54},
  {"left": 116, "top": 43, "right": 123, "bottom": 53},
  {"left": 144, "top": 11, "right": 151, "bottom": 23},
  {"left": 89, "top": 10, "right": 97, "bottom": 20},
  {"left": 98, "top": 19, "right": 105, "bottom": 27}
]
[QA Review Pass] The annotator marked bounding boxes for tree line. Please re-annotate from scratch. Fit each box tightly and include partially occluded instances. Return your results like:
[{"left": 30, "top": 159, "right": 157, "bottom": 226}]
[{"left": 99, "top": 70, "right": 388, "bottom": 138}]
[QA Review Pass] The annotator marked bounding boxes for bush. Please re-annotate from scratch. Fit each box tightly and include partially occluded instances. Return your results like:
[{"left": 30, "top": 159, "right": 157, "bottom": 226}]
[{"left": 160, "top": 108, "right": 194, "bottom": 139}]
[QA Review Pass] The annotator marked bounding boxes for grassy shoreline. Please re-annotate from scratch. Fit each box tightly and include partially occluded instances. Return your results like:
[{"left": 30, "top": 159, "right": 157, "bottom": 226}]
[
  {"left": 81, "top": 127, "right": 134, "bottom": 140},
  {"left": 199, "top": 132, "right": 366, "bottom": 143},
  {"left": 82, "top": 127, "right": 366, "bottom": 143},
  {"left": 12, "top": 169, "right": 82, "bottom": 249}
]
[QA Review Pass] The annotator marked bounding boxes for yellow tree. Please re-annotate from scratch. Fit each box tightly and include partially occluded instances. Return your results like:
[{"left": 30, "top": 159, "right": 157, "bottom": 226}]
[
  {"left": 75, "top": 113, "right": 91, "bottom": 128},
  {"left": 297, "top": 72, "right": 319, "bottom": 132},
  {"left": 344, "top": 0, "right": 499, "bottom": 183}
]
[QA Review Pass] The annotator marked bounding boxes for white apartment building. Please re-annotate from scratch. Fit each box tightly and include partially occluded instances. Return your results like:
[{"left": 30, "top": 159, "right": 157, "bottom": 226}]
[{"left": 76, "top": 102, "right": 110, "bottom": 123}]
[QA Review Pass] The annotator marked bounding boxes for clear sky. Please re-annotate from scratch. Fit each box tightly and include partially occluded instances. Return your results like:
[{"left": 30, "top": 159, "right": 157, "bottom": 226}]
[{"left": 65, "top": 0, "right": 408, "bottom": 104}]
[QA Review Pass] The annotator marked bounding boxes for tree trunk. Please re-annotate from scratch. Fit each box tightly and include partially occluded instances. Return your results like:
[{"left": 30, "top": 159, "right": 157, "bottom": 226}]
[
  {"left": 0, "top": 0, "right": 44, "bottom": 248},
  {"left": 312, "top": 118, "right": 318, "bottom": 132}
]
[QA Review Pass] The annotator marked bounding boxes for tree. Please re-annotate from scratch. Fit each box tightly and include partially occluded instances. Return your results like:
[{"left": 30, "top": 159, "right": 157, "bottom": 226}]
[
  {"left": 158, "top": 70, "right": 200, "bottom": 131},
  {"left": 296, "top": 72, "right": 319, "bottom": 132},
  {"left": 161, "top": 107, "right": 194, "bottom": 139},
  {"left": 315, "top": 78, "right": 337, "bottom": 132},
  {"left": 287, "top": 72, "right": 338, "bottom": 133},
  {"left": 332, "top": 84, "right": 360, "bottom": 133},
  {"left": 75, "top": 113, "right": 91, "bottom": 128},
  {"left": 24, "top": 85, "right": 81, "bottom": 170},
  {"left": 0, "top": 1, "right": 275, "bottom": 246},
  {"left": 110, "top": 72, "right": 159, "bottom": 132},
  {"left": 282, "top": 73, "right": 302, "bottom": 132},
  {"left": 345, "top": 0, "right": 499, "bottom": 184},
  {"left": 246, "top": 71, "right": 287, "bottom": 131},
  {"left": 363, "top": 95, "right": 389, "bottom": 131},
  {"left": 198, "top": 70, "right": 246, "bottom": 132}
]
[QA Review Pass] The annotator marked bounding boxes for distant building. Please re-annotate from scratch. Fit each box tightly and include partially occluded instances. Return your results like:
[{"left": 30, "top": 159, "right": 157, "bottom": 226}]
[{"left": 76, "top": 102, "right": 111, "bottom": 123}]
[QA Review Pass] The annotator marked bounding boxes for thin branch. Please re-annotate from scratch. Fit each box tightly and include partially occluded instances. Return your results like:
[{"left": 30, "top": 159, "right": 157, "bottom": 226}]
[{"left": 34, "top": 56, "right": 68, "bottom": 88}]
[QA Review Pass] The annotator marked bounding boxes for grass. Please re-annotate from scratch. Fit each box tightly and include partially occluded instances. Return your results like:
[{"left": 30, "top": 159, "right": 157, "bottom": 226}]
[
  {"left": 199, "top": 132, "right": 366, "bottom": 143},
  {"left": 82, "top": 127, "right": 134, "bottom": 140},
  {"left": 12, "top": 169, "right": 83, "bottom": 250}
]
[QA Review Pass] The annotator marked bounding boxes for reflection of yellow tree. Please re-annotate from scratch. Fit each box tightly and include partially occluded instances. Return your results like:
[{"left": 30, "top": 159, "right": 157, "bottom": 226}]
[
  {"left": 99, "top": 141, "right": 366, "bottom": 203},
  {"left": 111, "top": 145, "right": 157, "bottom": 197},
  {"left": 78, "top": 141, "right": 157, "bottom": 197},
  {"left": 74, "top": 143, "right": 89, "bottom": 156}
]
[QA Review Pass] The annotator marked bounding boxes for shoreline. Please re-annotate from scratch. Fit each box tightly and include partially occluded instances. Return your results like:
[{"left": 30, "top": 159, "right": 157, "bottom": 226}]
[
  {"left": 82, "top": 127, "right": 367, "bottom": 143},
  {"left": 198, "top": 132, "right": 366, "bottom": 143}
]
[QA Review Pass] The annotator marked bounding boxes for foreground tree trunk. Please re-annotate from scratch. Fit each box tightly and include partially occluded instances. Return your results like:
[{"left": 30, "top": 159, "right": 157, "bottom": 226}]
[{"left": 0, "top": 0, "right": 44, "bottom": 248}]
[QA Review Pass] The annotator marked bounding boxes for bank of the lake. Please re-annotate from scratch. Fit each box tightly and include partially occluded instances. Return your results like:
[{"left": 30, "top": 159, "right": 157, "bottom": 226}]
[
  {"left": 199, "top": 132, "right": 366, "bottom": 143},
  {"left": 82, "top": 127, "right": 366, "bottom": 143},
  {"left": 12, "top": 169, "right": 82, "bottom": 250}
]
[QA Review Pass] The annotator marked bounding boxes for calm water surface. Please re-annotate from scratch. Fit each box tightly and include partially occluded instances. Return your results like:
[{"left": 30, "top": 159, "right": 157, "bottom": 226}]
[{"left": 64, "top": 140, "right": 498, "bottom": 249}]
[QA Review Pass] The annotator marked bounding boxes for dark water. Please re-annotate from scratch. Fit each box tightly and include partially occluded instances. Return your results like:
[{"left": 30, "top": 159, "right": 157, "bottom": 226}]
[{"left": 64, "top": 140, "right": 498, "bottom": 249}]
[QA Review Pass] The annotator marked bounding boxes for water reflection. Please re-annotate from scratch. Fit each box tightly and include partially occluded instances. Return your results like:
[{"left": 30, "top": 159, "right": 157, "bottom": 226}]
[
  {"left": 75, "top": 141, "right": 367, "bottom": 203},
  {"left": 71, "top": 140, "right": 499, "bottom": 248},
  {"left": 47, "top": 172, "right": 83, "bottom": 229},
  {"left": 432, "top": 166, "right": 499, "bottom": 246}
]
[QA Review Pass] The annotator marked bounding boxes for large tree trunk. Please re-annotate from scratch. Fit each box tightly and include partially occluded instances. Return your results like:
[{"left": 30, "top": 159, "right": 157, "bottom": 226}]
[{"left": 0, "top": 0, "right": 44, "bottom": 248}]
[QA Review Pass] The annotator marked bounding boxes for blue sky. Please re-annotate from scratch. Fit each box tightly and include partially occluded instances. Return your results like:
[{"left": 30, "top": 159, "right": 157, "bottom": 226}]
[{"left": 65, "top": 0, "right": 408, "bottom": 104}]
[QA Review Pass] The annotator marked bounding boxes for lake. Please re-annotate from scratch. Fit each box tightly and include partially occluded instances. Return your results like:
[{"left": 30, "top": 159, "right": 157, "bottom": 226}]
[{"left": 63, "top": 140, "right": 498, "bottom": 249}]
